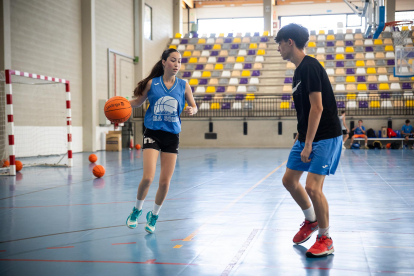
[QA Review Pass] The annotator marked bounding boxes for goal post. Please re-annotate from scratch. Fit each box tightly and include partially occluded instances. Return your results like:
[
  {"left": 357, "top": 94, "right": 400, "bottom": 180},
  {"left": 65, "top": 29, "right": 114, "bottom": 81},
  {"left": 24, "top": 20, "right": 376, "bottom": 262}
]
[{"left": 1, "top": 69, "right": 73, "bottom": 176}]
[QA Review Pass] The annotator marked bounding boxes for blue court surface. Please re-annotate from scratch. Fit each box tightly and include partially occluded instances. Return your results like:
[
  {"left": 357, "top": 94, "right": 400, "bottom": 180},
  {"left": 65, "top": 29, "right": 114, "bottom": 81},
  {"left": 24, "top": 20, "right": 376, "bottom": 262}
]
[{"left": 0, "top": 149, "right": 413, "bottom": 276}]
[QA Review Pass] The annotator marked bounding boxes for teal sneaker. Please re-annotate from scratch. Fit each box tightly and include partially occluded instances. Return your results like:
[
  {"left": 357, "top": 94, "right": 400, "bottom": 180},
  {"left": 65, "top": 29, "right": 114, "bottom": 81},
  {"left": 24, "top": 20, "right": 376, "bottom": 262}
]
[
  {"left": 144, "top": 211, "right": 158, "bottom": 234},
  {"left": 126, "top": 207, "right": 142, "bottom": 229}
]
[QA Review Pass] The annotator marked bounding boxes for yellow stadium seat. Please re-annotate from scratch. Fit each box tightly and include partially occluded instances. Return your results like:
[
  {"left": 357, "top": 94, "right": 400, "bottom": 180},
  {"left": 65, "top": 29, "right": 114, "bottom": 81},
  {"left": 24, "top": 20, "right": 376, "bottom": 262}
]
[
  {"left": 345, "top": 47, "right": 354, "bottom": 53},
  {"left": 357, "top": 84, "right": 367, "bottom": 90},
  {"left": 374, "top": 39, "right": 383, "bottom": 45},
  {"left": 409, "top": 59, "right": 413, "bottom": 65},
  {"left": 367, "top": 68, "right": 376, "bottom": 74},
  {"left": 402, "top": 26, "right": 409, "bottom": 31},
  {"left": 327, "top": 35, "right": 335, "bottom": 41},
  {"left": 183, "top": 51, "right": 191, "bottom": 57},
  {"left": 236, "top": 56, "right": 245, "bottom": 62},
  {"left": 336, "top": 54, "right": 345, "bottom": 60},
  {"left": 249, "top": 43, "right": 258, "bottom": 49},
  {"left": 219, "top": 33, "right": 225, "bottom": 37},
  {"left": 206, "top": 86, "right": 216, "bottom": 93},
  {"left": 356, "top": 60, "right": 365, "bottom": 66},
  {"left": 406, "top": 100, "right": 414, "bottom": 107},
  {"left": 280, "top": 102, "right": 290, "bottom": 109},
  {"left": 189, "top": 57, "right": 198, "bottom": 63},
  {"left": 379, "top": 83, "right": 389, "bottom": 90},
  {"left": 319, "top": 30, "right": 325, "bottom": 34},
  {"left": 263, "top": 31, "right": 269, "bottom": 36},
  {"left": 347, "top": 93, "right": 357, "bottom": 100},
  {"left": 246, "top": 94, "right": 255, "bottom": 100},
  {"left": 211, "top": 103, "right": 220, "bottom": 109},
  {"left": 346, "top": 76, "right": 356, "bottom": 82},
  {"left": 202, "top": 71, "right": 211, "bottom": 78},
  {"left": 308, "top": 54, "right": 315, "bottom": 58},
  {"left": 385, "top": 45, "right": 394, "bottom": 51},
  {"left": 189, "top": 79, "right": 198, "bottom": 85},
  {"left": 257, "top": 50, "right": 265, "bottom": 55},
  {"left": 198, "top": 38, "right": 206, "bottom": 44},
  {"left": 233, "top": 38, "right": 241, "bottom": 43},
  {"left": 308, "top": 42, "right": 316, "bottom": 47},
  {"left": 213, "top": 44, "right": 221, "bottom": 50},
  {"left": 319, "top": 61, "right": 325, "bottom": 67},
  {"left": 175, "top": 33, "right": 182, "bottom": 38},
  {"left": 370, "top": 101, "right": 380, "bottom": 108},
  {"left": 169, "top": 45, "right": 177, "bottom": 49},
  {"left": 241, "top": 70, "right": 251, "bottom": 77},
  {"left": 214, "top": 64, "right": 223, "bottom": 70}
]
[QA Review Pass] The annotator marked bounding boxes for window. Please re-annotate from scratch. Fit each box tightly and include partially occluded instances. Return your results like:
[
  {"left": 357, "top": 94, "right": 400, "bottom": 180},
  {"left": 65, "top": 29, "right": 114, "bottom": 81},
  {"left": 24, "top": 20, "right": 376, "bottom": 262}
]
[
  {"left": 395, "top": 11, "right": 414, "bottom": 22},
  {"left": 197, "top": 18, "right": 264, "bottom": 35},
  {"left": 346, "top": 14, "right": 362, "bottom": 27},
  {"left": 144, "top": 4, "right": 152, "bottom": 40}
]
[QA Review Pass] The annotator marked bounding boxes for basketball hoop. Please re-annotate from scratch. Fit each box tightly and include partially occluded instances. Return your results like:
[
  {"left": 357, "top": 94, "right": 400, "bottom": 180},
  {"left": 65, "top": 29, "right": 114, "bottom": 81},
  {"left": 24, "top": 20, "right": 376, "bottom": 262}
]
[{"left": 384, "top": 20, "right": 413, "bottom": 46}]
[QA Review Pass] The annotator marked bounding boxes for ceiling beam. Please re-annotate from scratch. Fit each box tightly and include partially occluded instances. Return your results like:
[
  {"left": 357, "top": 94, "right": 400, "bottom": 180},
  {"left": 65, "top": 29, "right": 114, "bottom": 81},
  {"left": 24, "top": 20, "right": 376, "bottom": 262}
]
[
  {"left": 276, "top": 0, "right": 343, "bottom": 4},
  {"left": 194, "top": 0, "right": 264, "bottom": 8},
  {"left": 182, "top": 0, "right": 194, "bottom": 8}
]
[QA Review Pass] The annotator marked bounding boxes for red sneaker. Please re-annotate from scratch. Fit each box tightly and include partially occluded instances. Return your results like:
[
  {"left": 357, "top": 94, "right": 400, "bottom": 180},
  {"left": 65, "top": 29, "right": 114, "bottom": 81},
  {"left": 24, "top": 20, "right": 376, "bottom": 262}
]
[
  {"left": 306, "top": 235, "right": 334, "bottom": 258},
  {"left": 293, "top": 220, "right": 318, "bottom": 244}
]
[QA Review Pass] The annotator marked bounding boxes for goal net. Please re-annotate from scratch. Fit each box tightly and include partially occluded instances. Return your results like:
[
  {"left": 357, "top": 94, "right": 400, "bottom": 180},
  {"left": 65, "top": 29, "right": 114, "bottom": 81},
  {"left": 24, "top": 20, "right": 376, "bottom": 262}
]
[{"left": 0, "top": 70, "right": 73, "bottom": 176}]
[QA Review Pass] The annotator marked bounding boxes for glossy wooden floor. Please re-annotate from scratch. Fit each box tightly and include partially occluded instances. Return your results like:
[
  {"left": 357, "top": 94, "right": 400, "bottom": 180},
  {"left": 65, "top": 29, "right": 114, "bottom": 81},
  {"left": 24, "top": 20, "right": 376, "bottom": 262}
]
[{"left": 1, "top": 148, "right": 413, "bottom": 275}]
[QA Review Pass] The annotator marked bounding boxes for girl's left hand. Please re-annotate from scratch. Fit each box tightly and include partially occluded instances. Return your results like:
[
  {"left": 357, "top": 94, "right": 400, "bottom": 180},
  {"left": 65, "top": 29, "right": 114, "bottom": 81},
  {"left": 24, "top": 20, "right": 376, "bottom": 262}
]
[{"left": 185, "top": 106, "right": 194, "bottom": 116}]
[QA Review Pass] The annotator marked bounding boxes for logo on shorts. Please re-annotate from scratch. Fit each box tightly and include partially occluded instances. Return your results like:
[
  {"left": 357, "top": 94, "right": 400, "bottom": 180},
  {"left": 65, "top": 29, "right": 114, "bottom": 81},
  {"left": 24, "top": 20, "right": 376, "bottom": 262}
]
[
  {"left": 322, "top": 165, "right": 328, "bottom": 168},
  {"left": 144, "top": 137, "right": 155, "bottom": 144}
]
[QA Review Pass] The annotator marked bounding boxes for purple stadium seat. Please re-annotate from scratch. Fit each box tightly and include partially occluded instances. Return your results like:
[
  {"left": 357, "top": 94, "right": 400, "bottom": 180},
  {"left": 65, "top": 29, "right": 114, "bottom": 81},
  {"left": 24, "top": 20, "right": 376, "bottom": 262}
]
[
  {"left": 211, "top": 51, "right": 219, "bottom": 56},
  {"left": 284, "top": 77, "right": 293, "bottom": 84},
  {"left": 346, "top": 68, "right": 355, "bottom": 74},
  {"left": 183, "top": 72, "right": 191, "bottom": 78},
  {"left": 252, "top": 70, "right": 260, "bottom": 76},
  {"left": 408, "top": 52, "right": 414, "bottom": 58},
  {"left": 180, "top": 39, "right": 188, "bottom": 44},
  {"left": 254, "top": 32, "right": 260, "bottom": 36},
  {"left": 224, "top": 38, "right": 232, "bottom": 43},
  {"left": 326, "top": 55, "right": 334, "bottom": 60},
  {"left": 239, "top": 78, "right": 248, "bottom": 84},
  {"left": 248, "top": 50, "right": 256, "bottom": 55},
  {"left": 336, "top": 61, "right": 344, "bottom": 67},
  {"left": 365, "top": 47, "right": 373, "bottom": 52},
  {"left": 282, "top": 94, "right": 290, "bottom": 100},
  {"left": 216, "top": 86, "right": 226, "bottom": 93},
  {"left": 359, "top": 101, "right": 368, "bottom": 108},
  {"left": 337, "top": 101, "right": 345, "bottom": 108},
  {"left": 196, "top": 64, "right": 204, "bottom": 70},
  {"left": 228, "top": 33, "right": 233, "bottom": 37},
  {"left": 345, "top": 41, "right": 354, "bottom": 46},
  {"left": 231, "top": 44, "right": 239, "bottom": 49},
  {"left": 191, "top": 86, "right": 195, "bottom": 93},
  {"left": 260, "top": 37, "right": 268, "bottom": 42},
  {"left": 222, "top": 102, "right": 231, "bottom": 109},
  {"left": 357, "top": 76, "right": 366, "bottom": 82},
  {"left": 402, "top": 83, "right": 412, "bottom": 89},
  {"left": 244, "top": 63, "right": 252, "bottom": 69},
  {"left": 217, "top": 57, "right": 226, "bottom": 63},
  {"left": 235, "top": 94, "right": 245, "bottom": 100},
  {"left": 291, "top": 102, "right": 295, "bottom": 109},
  {"left": 327, "top": 42, "right": 335, "bottom": 47},
  {"left": 192, "top": 33, "right": 199, "bottom": 38},
  {"left": 346, "top": 54, "right": 354, "bottom": 59},
  {"left": 204, "top": 45, "right": 212, "bottom": 50},
  {"left": 380, "top": 92, "right": 390, "bottom": 98},
  {"left": 199, "top": 79, "right": 208, "bottom": 85},
  {"left": 203, "top": 95, "right": 212, "bottom": 101},
  {"left": 369, "top": 83, "right": 378, "bottom": 90},
  {"left": 387, "top": 59, "right": 395, "bottom": 66},
  {"left": 181, "top": 58, "right": 188, "bottom": 64}
]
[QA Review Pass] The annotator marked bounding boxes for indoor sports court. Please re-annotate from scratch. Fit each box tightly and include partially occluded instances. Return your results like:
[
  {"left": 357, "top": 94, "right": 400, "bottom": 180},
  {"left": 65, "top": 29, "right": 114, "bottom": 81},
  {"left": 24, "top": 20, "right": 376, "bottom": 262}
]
[{"left": 1, "top": 0, "right": 414, "bottom": 275}]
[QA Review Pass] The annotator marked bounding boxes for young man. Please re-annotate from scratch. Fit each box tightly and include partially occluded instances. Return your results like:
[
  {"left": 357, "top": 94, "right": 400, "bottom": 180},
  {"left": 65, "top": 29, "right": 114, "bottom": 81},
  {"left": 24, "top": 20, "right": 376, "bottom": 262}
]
[
  {"left": 402, "top": 119, "right": 413, "bottom": 149},
  {"left": 349, "top": 120, "right": 368, "bottom": 148},
  {"left": 275, "top": 23, "right": 342, "bottom": 258}
]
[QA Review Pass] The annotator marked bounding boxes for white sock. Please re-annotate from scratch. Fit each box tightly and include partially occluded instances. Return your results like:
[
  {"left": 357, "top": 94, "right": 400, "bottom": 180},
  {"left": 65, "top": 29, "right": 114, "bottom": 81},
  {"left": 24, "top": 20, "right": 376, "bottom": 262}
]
[
  {"left": 135, "top": 199, "right": 144, "bottom": 211},
  {"left": 152, "top": 203, "right": 162, "bottom": 216},
  {"left": 318, "top": 227, "right": 330, "bottom": 238},
  {"left": 302, "top": 206, "right": 316, "bottom": 222}
]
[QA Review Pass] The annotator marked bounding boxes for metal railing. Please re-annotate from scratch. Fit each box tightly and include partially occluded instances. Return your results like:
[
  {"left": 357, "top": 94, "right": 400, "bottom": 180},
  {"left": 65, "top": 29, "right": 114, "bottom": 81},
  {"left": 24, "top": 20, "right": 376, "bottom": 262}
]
[{"left": 133, "top": 95, "right": 414, "bottom": 118}]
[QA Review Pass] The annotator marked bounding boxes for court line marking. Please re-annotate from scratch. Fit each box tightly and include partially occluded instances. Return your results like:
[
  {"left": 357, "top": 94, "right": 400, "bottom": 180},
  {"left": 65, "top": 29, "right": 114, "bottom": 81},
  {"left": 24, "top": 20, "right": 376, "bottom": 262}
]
[
  {"left": 111, "top": 242, "right": 136, "bottom": 245},
  {"left": 173, "top": 245, "right": 183, "bottom": 249},
  {"left": 182, "top": 160, "right": 287, "bottom": 242},
  {"left": 46, "top": 246, "right": 74, "bottom": 249}
]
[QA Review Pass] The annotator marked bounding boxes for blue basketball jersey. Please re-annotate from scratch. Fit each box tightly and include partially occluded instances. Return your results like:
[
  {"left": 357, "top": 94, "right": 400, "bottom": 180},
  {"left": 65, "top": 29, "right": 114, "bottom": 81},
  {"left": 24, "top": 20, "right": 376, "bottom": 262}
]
[{"left": 144, "top": 76, "right": 186, "bottom": 134}]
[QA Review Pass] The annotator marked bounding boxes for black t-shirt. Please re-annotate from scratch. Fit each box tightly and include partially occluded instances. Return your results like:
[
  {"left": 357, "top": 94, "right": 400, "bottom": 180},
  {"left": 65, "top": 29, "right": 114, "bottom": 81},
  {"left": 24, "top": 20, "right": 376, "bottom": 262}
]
[{"left": 292, "top": 56, "right": 342, "bottom": 143}]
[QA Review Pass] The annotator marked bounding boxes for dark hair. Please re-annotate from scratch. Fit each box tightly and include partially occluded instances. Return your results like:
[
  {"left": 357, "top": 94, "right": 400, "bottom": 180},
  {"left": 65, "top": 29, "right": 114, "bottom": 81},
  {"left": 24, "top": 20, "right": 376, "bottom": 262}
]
[
  {"left": 341, "top": 111, "right": 346, "bottom": 114},
  {"left": 134, "top": 48, "right": 180, "bottom": 96},
  {"left": 406, "top": 119, "right": 410, "bottom": 124},
  {"left": 274, "top": 23, "right": 309, "bottom": 50},
  {"left": 359, "top": 119, "right": 363, "bottom": 122}
]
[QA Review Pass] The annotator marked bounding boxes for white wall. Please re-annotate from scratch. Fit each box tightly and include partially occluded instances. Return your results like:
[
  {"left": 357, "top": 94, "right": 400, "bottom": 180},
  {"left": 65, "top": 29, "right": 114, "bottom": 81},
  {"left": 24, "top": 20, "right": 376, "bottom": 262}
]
[{"left": 396, "top": 0, "right": 414, "bottom": 11}]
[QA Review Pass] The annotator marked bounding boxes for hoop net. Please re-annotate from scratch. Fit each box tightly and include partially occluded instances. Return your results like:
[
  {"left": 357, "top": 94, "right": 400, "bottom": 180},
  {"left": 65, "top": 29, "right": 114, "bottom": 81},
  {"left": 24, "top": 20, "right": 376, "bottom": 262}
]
[{"left": 385, "top": 20, "right": 413, "bottom": 46}]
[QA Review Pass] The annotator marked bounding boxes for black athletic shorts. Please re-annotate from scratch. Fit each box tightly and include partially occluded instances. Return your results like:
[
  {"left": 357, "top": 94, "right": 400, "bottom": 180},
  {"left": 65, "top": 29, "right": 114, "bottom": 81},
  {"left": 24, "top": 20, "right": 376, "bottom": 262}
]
[
  {"left": 143, "top": 128, "right": 179, "bottom": 154},
  {"left": 342, "top": 130, "right": 348, "bottom": 135}
]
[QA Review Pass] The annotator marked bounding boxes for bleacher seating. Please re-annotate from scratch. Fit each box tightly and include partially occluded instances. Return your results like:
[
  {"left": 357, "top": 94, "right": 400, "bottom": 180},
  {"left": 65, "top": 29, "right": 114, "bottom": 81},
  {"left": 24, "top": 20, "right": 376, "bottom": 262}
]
[{"left": 167, "top": 28, "right": 414, "bottom": 111}]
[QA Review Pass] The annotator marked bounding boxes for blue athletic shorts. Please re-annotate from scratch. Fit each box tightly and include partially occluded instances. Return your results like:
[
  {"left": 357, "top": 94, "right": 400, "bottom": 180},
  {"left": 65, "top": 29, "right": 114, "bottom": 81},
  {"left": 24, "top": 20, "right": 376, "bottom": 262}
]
[{"left": 287, "top": 136, "right": 342, "bottom": 176}]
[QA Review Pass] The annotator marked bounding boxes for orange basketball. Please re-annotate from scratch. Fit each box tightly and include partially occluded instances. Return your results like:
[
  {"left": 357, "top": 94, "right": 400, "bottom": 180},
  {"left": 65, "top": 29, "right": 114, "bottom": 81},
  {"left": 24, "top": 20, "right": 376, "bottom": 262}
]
[
  {"left": 135, "top": 144, "right": 141, "bottom": 150},
  {"left": 89, "top": 154, "right": 98, "bottom": 163},
  {"left": 93, "top": 165, "right": 105, "bottom": 178},
  {"left": 2, "top": 160, "right": 9, "bottom": 167},
  {"left": 104, "top": 96, "right": 132, "bottom": 123},
  {"left": 15, "top": 160, "right": 23, "bottom": 172}
]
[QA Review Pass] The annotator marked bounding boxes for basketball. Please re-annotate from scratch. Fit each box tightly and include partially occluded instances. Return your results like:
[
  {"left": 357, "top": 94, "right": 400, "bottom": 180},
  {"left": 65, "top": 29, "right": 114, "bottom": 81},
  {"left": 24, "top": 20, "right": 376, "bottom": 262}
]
[
  {"left": 15, "top": 160, "right": 23, "bottom": 172},
  {"left": 93, "top": 165, "right": 105, "bottom": 178},
  {"left": 2, "top": 160, "right": 9, "bottom": 167},
  {"left": 104, "top": 96, "right": 132, "bottom": 123},
  {"left": 135, "top": 144, "right": 141, "bottom": 150},
  {"left": 89, "top": 154, "right": 98, "bottom": 163}
]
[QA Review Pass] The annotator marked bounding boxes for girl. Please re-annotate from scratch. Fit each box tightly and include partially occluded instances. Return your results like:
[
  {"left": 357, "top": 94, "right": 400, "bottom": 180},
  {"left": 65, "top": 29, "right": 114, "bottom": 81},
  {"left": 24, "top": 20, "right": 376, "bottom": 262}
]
[
  {"left": 126, "top": 48, "right": 197, "bottom": 233},
  {"left": 339, "top": 111, "right": 349, "bottom": 149}
]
